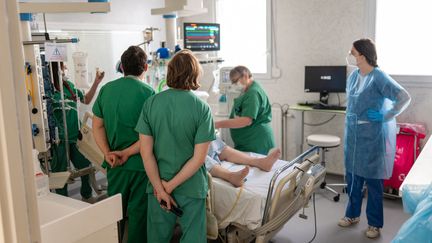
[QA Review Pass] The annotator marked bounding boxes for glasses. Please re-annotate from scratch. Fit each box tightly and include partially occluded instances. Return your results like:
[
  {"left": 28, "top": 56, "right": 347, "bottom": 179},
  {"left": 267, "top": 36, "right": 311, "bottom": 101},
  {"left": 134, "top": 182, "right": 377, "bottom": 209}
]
[
  {"left": 348, "top": 50, "right": 361, "bottom": 57},
  {"left": 231, "top": 77, "right": 242, "bottom": 84}
]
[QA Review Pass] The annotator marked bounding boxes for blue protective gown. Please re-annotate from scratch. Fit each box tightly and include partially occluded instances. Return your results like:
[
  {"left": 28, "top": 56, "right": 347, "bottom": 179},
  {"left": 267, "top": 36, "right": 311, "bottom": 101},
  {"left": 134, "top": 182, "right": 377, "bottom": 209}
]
[{"left": 344, "top": 67, "right": 410, "bottom": 180}]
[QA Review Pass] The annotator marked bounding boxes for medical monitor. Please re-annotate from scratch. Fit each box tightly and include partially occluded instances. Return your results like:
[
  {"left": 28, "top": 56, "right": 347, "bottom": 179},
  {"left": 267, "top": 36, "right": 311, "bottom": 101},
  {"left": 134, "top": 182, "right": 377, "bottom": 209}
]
[
  {"left": 304, "top": 66, "right": 347, "bottom": 104},
  {"left": 184, "top": 23, "right": 220, "bottom": 51}
]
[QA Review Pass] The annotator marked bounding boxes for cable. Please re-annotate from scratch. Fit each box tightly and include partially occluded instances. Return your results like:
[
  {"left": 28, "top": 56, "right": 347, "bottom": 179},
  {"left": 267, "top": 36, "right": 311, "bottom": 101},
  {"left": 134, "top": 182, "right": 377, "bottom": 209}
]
[
  {"left": 306, "top": 193, "right": 318, "bottom": 243},
  {"left": 304, "top": 93, "right": 342, "bottom": 126},
  {"left": 304, "top": 115, "right": 336, "bottom": 126}
]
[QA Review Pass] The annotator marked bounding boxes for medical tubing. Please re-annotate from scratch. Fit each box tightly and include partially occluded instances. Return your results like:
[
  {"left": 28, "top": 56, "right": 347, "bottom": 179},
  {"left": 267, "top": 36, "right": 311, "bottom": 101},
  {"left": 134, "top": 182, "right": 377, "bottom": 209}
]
[
  {"left": 72, "top": 85, "right": 82, "bottom": 131},
  {"left": 271, "top": 103, "right": 290, "bottom": 159},
  {"left": 219, "top": 185, "right": 244, "bottom": 225},
  {"left": 53, "top": 61, "right": 71, "bottom": 168},
  {"left": 306, "top": 193, "right": 317, "bottom": 243}
]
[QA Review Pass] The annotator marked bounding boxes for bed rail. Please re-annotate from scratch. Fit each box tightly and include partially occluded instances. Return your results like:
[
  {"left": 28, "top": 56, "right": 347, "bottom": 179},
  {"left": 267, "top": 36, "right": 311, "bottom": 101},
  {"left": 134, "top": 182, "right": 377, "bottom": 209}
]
[{"left": 261, "top": 146, "right": 319, "bottom": 225}]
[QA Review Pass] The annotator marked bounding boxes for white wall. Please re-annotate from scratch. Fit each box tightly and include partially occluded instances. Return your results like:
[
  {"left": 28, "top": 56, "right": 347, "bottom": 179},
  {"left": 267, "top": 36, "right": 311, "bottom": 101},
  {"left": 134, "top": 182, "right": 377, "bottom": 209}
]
[
  {"left": 199, "top": 0, "right": 432, "bottom": 174},
  {"left": 264, "top": 0, "right": 368, "bottom": 174},
  {"left": 266, "top": 0, "right": 431, "bottom": 174}
]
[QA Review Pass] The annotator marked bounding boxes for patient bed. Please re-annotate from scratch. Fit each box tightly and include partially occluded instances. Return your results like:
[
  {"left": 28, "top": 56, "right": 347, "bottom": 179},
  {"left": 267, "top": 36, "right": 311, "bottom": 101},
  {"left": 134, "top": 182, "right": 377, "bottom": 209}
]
[
  {"left": 78, "top": 113, "right": 325, "bottom": 242},
  {"left": 208, "top": 146, "right": 326, "bottom": 243}
]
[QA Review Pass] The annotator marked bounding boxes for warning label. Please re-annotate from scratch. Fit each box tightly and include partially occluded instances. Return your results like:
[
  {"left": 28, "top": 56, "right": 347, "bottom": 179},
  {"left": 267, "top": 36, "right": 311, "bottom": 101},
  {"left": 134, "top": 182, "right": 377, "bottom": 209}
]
[{"left": 45, "top": 43, "right": 68, "bottom": 62}]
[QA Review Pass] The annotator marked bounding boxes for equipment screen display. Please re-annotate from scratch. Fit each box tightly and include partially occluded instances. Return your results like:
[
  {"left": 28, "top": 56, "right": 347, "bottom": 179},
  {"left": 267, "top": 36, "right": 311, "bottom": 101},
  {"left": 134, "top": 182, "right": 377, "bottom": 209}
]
[
  {"left": 184, "top": 23, "right": 220, "bottom": 51},
  {"left": 304, "top": 66, "right": 347, "bottom": 93}
]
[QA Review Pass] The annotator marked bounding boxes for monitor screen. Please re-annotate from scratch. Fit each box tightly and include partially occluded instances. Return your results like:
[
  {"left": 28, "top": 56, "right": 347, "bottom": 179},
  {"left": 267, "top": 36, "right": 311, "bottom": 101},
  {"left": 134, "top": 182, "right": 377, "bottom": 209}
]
[
  {"left": 304, "top": 66, "right": 347, "bottom": 93},
  {"left": 184, "top": 23, "right": 220, "bottom": 51}
]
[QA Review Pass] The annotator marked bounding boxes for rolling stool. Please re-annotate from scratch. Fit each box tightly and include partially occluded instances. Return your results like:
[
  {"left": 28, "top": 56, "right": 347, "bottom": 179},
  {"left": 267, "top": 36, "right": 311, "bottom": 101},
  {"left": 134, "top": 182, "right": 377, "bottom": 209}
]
[{"left": 306, "top": 134, "right": 344, "bottom": 202}]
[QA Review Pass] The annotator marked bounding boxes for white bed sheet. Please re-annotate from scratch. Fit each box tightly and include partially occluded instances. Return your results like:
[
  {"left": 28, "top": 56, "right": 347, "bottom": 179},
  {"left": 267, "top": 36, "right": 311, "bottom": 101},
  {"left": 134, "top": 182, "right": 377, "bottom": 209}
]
[{"left": 212, "top": 153, "right": 295, "bottom": 230}]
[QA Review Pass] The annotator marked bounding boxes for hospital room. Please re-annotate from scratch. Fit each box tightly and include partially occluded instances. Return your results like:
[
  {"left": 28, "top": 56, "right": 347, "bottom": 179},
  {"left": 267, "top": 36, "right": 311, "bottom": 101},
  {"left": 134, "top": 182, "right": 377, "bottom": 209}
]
[{"left": 1, "top": 0, "right": 432, "bottom": 242}]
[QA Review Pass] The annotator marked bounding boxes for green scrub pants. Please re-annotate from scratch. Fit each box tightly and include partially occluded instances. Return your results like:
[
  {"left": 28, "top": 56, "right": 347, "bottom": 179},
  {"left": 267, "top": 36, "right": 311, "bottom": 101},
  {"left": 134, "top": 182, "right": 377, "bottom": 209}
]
[
  {"left": 51, "top": 142, "right": 92, "bottom": 199},
  {"left": 107, "top": 168, "right": 148, "bottom": 243},
  {"left": 147, "top": 193, "right": 206, "bottom": 243}
]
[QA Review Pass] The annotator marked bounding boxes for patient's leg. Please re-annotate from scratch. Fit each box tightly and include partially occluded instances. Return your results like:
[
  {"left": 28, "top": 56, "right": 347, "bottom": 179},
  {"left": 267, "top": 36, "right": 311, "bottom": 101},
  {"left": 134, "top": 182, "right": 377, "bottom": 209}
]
[
  {"left": 218, "top": 147, "right": 281, "bottom": 172},
  {"left": 209, "top": 165, "right": 249, "bottom": 187}
]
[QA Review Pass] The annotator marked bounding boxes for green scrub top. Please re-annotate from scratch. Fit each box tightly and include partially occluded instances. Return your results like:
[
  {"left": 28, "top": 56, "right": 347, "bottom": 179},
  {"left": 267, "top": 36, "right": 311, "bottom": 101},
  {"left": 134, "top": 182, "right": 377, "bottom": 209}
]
[
  {"left": 135, "top": 89, "right": 216, "bottom": 199},
  {"left": 229, "top": 81, "right": 275, "bottom": 154},
  {"left": 52, "top": 80, "right": 84, "bottom": 142},
  {"left": 92, "top": 76, "right": 155, "bottom": 172}
]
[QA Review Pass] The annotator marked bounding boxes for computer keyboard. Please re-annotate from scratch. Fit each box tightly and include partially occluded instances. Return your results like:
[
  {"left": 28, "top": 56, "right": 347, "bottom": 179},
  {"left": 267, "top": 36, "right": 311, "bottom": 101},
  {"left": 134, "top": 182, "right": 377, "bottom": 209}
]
[{"left": 312, "top": 104, "right": 346, "bottom": 110}]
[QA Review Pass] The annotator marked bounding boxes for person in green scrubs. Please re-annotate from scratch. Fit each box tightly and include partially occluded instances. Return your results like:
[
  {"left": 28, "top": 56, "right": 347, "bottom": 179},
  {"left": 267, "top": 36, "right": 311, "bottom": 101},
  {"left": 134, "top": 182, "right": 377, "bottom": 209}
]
[
  {"left": 215, "top": 65, "right": 275, "bottom": 154},
  {"left": 136, "top": 50, "right": 215, "bottom": 243},
  {"left": 92, "top": 46, "right": 155, "bottom": 243},
  {"left": 50, "top": 62, "right": 104, "bottom": 201}
]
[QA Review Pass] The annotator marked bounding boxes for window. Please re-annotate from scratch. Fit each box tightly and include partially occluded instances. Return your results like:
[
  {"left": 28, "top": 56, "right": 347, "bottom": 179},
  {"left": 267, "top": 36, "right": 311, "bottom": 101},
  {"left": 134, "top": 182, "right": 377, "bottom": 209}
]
[
  {"left": 216, "top": 0, "right": 271, "bottom": 79},
  {"left": 375, "top": 0, "right": 432, "bottom": 77}
]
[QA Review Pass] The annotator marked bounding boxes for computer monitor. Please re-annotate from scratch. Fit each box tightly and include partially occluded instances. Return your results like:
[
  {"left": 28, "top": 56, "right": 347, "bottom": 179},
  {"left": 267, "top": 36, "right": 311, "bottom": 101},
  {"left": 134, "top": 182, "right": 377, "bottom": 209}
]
[
  {"left": 304, "top": 66, "right": 347, "bottom": 104},
  {"left": 184, "top": 23, "right": 220, "bottom": 51}
]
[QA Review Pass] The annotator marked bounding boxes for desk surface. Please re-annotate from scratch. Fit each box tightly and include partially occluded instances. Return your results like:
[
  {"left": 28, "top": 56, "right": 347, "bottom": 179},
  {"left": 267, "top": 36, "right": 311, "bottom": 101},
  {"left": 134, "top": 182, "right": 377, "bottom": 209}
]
[
  {"left": 289, "top": 105, "right": 346, "bottom": 114},
  {"left": 400, "top": 136, "right": 432, "bottom": 196}
]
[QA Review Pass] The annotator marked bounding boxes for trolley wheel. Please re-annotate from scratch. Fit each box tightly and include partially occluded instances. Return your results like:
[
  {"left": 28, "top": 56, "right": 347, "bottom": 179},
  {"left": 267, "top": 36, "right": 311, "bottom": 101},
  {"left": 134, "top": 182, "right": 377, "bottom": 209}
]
[
  {"left": 333, "top": 194, "right": 340, "bottom": 202},
  {"left": 342, "top": 186, "right": 347, "bottom": 193},
  {"left": 320, "top": 181, "right": 327, "bottom": 189}
]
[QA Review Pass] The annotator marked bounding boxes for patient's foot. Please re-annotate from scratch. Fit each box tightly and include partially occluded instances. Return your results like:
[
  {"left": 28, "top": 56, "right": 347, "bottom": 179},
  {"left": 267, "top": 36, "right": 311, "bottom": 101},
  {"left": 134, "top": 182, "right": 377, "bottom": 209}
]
[
  {"left": 257, "top": 148, "right": 281, "bottom": 172},
  {"left": 228, "top": 166, "right": 250, "bottom": 187}
]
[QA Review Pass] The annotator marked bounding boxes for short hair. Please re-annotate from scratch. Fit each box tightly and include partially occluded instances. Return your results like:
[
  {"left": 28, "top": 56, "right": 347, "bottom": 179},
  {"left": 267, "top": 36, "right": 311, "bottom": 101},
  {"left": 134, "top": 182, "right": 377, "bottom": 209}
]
[
  {"left": 120, "top": 46, "right": 147, "bottom": 76},
  {"left": 166, "top": 50, "right": 201, "bottom": 90},
  {"left": 229, "top": 66, "right": 252, "bottom": 84},
  {"left": 353, "top": 38, "right": 378, "bottom": 67}
]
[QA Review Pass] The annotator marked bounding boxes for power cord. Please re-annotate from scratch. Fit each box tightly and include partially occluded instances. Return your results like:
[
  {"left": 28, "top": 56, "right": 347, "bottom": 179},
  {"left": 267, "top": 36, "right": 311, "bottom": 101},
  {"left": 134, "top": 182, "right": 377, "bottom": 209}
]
[
  {"left": 304, "top": 93, "right": 342, "bottom": 126},
  {"left": 304, "top": 115, "right": 336, "bottom": 126},
  {"left": 306, "top": 193, "right": 318, "bottom": 243}
]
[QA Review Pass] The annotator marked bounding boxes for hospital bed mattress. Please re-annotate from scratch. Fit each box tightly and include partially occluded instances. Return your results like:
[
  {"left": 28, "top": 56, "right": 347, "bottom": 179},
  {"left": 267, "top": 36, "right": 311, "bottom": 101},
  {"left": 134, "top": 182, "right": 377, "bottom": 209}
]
[{"left": 212, "top": 153, "right": 298, "bottom": 230}]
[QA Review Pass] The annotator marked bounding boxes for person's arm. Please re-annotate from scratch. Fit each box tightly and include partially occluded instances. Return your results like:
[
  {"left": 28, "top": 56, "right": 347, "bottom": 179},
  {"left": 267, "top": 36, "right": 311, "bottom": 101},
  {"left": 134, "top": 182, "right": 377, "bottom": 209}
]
[
  {"left": 139, "top": 134, "right": 176, "bottom": 209},
  {"left": 162, "top": 142, "right": 211, "bottom": 194},
  {"left": 385, "top": 89, "right": 411, "bottom": 120},
  {"left": 92, "top": 115, "right": 118, "bottom": 167},
  {"left": 368, "top": 74, "right": 412, "bottom": 122},
  {"left": 109, "top": 140, "right": 140, "bottom": 165},
  {"left": 215, "top": 117, "right": 252, "bottom": 129},
  {"left": 83, "top": 70, "right": 105, "bottom": 104}
]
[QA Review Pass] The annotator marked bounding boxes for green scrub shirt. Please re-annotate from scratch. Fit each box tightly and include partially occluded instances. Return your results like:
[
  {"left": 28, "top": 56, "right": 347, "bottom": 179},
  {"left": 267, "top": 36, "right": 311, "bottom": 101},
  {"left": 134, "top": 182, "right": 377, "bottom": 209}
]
[
  {"left": 135, "top": 89, "right": 216, "bottom": 199},
  {"left": 92, "top": 76, "right": 154, "bottom": 243},
  {"left": 229, "top": 81, "right": 275, "bottom": 154},
  {"left": 51, "top": 81, "right": 92, "bottom": 199},
  {"left": 92, "top": 76, "right": 155, "bottom": 171},
  {"left": 52, "top": 80, "right": 84, "bottom": 142}
]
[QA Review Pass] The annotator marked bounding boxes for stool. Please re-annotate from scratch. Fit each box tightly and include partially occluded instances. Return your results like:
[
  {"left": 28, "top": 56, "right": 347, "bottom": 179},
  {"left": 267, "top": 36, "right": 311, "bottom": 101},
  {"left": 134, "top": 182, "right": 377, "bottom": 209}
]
[{"left": 306, "top": 134, "right": 344, "bottom": 202}]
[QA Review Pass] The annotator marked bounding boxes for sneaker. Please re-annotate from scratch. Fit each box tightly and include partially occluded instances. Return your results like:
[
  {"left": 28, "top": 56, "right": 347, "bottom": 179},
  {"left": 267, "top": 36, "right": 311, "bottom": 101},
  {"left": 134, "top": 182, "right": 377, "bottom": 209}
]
[
  {"left": 366, "top": 226, "right": 380, "bottom": 239},
  {"left": 338, "top": 217, "right": 360, "bottom": 227}
]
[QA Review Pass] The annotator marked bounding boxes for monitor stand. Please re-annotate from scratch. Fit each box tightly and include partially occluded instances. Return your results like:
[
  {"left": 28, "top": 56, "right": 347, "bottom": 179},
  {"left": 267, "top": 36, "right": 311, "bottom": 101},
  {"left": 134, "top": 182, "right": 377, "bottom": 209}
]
[{"left": 319, "top": 91, "right": 329, "bottom": 105}]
